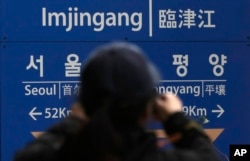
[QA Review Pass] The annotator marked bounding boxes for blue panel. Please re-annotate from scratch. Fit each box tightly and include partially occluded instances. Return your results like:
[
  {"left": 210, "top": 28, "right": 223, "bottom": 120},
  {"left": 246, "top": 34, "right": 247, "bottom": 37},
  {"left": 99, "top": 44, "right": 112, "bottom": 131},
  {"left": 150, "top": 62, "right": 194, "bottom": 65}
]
[
  {"left": 1, "top": 0, "right": 250, "bottom": 41},
  {"left": 0, "top": 43, "right": 3, "bottom": 161},
  {"left": 1, "top": 0, "right": 250, "bottom": 161},
  {"left": 1, "top": 42, "right": 250, "bottom": 161}
]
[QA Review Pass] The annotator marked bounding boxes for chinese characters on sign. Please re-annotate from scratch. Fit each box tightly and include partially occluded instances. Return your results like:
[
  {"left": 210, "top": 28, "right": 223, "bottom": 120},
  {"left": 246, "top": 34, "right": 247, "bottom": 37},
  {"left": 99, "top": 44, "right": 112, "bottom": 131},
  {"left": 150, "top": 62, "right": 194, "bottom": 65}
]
[
  {"left": 159, "top": 9, "right": 215, "bottom": 29},
  {"left": 24, "top": 52, "right": 227, "bottom": 121},
  {"left": 155, "top": 81, "right": 226, "bottom": 97},
  {"left": 23, "top": 81, "right": 80, "bottom": 99}
]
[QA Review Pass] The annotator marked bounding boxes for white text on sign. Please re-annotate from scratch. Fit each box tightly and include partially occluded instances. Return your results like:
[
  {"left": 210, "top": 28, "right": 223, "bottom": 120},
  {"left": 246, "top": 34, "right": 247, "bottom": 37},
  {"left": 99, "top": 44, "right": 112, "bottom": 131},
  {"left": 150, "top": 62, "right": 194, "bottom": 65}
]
[{"left": 29, "top": 107, "right": 71, "bottom": 121}]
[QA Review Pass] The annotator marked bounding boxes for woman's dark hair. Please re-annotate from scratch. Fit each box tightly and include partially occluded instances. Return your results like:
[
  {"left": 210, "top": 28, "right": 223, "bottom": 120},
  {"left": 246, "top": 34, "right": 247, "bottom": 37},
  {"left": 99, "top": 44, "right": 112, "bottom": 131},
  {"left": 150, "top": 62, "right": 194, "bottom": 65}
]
[
  {"left": 73, "top": 42, "right": 160, "bottom": 161},
  {"left": 78, "top": 42, "right": 159, "bottom": 123}
]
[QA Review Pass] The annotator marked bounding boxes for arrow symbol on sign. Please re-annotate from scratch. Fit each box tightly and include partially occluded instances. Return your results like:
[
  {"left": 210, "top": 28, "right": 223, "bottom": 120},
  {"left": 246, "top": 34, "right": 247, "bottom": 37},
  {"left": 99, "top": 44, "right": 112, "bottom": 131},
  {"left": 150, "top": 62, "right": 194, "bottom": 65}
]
[
  {"left": 212, "top": 105, "right": 224, "bottom": 118},
  {"left": 200, "top": 116, "right": 210, "bottom": 124},
  {"left": 29, "top": 107, "right": 42, "bottom": 121}
]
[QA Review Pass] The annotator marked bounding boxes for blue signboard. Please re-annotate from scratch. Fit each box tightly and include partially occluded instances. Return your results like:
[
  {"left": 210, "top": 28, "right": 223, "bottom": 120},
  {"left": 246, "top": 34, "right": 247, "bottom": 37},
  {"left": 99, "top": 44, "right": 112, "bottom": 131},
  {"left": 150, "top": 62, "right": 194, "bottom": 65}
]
[
  {"left": 1, "top": 42, "right": 250, "bottom": 161},
  {"left": 1, "top": 1, "right": 250, "bottom": 161},
  {"left": 1, "top": 0, "right": 250, "bottom": 41}
]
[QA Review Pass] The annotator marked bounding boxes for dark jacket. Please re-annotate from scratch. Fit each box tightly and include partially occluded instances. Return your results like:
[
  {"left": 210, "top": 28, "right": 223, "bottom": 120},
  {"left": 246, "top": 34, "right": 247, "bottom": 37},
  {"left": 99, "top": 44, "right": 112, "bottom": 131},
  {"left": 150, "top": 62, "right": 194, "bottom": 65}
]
[{"left": 13, "top": 113, "right": 220, "bottom": 161}]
